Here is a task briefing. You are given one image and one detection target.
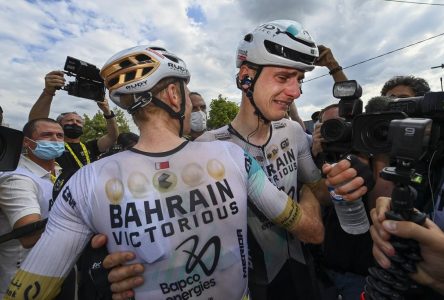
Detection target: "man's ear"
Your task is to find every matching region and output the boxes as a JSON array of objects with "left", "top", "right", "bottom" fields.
[
  {"left": 22, "top": 136, "right": 33, "bottom": 150},
  {"left": 165, "top": 82, "right": 181, "bottom": 112}
]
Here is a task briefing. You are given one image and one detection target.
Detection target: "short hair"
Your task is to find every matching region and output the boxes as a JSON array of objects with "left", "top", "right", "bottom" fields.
[
  {"left": 365, "top": 96, "right": 392, "bottom": 113},
  {"left": 380, "top": 75, "right": 430, "bottom": 97},
  {"left": 117, "top": 132, "right": 139, "bottom": 148},
  {"left": 22, "top": 118, "right": 59, "bottom": 138},
  {"left": 189, "top": 92, "right": 202, "bottom": 97},
  {"left": 56, "top": 111, "right": 83, "bottom": 124},
  {"left": 318, "top": 104, "right": 339, "bottom": 122}
]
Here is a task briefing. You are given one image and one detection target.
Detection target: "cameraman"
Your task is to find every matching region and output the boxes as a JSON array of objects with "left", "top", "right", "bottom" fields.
[
  {"left": 29, "top": 70, "right": 119, "bottom": 175},
  {"left": 29, "top": 70, "right": 119, "bottom": 300},
  {"left": 311, "top": 103, "right": 374, "bottom": 300},
  {"left": 381, "top": 75, "right": 431, "bottom": 98},
  {"left": 370, "top": 196, "right": 444, "bottom": 297}
]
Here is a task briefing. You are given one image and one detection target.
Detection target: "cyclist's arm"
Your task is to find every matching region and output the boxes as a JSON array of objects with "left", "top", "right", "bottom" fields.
[
  {"left": 4, "top": 173, "right": 93, "bottom": 300},
  {"left": 243, "top": 151, "right": 324, "bottom": 244}
]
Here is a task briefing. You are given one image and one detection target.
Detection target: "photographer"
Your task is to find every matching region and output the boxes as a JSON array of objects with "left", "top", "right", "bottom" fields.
[
  {"left": 381, "top": 75, "right": 431, "bottom": 98},
  {"left": 29, "top": 70, "right": 119, "bottom": 175},
  {"left": 370, "top": 196, "right": 444, "bottom": 297},
  {"left": 311, "top": 103, "right": 374, "bottom": 300}
]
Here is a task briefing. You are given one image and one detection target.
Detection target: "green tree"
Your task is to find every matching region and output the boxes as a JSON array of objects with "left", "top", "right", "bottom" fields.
[
  {"left": 207, "top": 94, "right": 239, "bottom": 130},
  {"left": 81, "top": 108, "right": 131, "bottom": 143}
]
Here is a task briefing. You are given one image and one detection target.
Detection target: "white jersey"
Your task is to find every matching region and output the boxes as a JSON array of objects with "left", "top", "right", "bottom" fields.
[
  {"left": 197, "top": 119, "right": 321, "bottom": 283},
  {"left": 5, "top": 141, "right": 302, "bottom": 300}
]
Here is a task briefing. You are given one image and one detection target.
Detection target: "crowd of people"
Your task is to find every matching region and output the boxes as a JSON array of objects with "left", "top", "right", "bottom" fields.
[{"left": 0, "top": 18, "right": 444, "bottom": 300}]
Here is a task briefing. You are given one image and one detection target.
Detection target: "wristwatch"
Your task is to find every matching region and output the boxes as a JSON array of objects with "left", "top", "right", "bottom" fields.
[{"left": 104, "top": 111, "right": 115, "bottom": 119}]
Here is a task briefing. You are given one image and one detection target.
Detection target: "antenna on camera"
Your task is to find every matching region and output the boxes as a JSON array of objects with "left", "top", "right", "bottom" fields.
[
  {"left": 431, "top": 63, "right": 444, "bottom": 91},
  {"left": 431, "top": 63, "right": 444, "bottom": 69}
]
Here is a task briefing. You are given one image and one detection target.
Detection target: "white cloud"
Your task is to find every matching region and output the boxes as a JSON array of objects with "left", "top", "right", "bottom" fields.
[{"left": 1, "top": 0, "right": 443, "bottom": 130}]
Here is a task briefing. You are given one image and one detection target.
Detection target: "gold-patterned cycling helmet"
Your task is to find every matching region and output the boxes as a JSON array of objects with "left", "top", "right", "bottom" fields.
[{"left": 100, "top": 46, "right": 190, "bottom": 112}]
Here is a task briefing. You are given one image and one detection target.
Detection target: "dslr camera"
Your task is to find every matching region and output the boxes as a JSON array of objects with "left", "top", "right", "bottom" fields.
[{"left": 62, "top": 56, "right": 105, "bottom": 102}]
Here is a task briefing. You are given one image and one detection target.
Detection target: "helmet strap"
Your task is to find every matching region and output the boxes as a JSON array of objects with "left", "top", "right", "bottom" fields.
[
  {"left": 238, "top": 65, "right": 270, "bottom": 124},
  {"left": 151, "top": 81, "right": 187, "bottom": 137}
]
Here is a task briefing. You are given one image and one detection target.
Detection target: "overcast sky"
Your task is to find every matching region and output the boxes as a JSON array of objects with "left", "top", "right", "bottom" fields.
[{"left": 1, "top": 0, "right": 444, "bottom": 130}]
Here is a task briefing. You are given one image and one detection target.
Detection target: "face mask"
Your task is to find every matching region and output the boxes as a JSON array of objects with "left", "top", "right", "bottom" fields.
[
  {"left": 28, "top": 139, "right": 65, "bottom": 160},
  {"left": 63, "top": 124, "right": 83, "bottom": 139},
  {"left": 190, "top": 111, "right": 207, "bottom": 132}
]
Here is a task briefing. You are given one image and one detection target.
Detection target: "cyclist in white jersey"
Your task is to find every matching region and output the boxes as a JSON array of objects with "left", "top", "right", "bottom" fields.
[
  {"left": 99, "top": 20, "right": 370, "bottom": 300},
  {"left": 195, "top": 20, "right": 368, "bottom": 300},
  {"left": 4, "top": 46, "right": 325, "bottom": 300}
]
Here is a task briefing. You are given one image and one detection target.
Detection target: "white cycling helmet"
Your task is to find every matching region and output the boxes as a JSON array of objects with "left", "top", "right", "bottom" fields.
[
  {"left": 100, "top": 45, "right": 190, "bottom": 112},
  {"left": 236, "top": 20, "right": 318, "bottom": 71}
]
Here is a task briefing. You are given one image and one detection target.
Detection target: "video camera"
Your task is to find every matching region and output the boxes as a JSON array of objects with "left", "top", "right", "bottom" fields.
[
  {"left": 62, "top": 56, "right": 105, "bottom": 102},
  {"left": 321, "top": 80, "right": 444, "bottom": 158}
]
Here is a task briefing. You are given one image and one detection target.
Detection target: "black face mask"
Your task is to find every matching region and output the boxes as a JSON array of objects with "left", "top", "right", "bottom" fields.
[{"left": 63, "top": 124, "right": 83, "bottom": 139}]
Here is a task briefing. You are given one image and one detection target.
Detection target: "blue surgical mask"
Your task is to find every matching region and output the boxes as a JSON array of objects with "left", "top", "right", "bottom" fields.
[{"left": 28, "top": 139, "right": 65, "bottom": 160}]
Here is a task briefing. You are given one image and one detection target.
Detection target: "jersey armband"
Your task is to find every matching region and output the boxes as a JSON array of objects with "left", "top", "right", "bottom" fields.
[
  {"left": 4, "top": 269, "right": 64, "bottom": 300},
  {"left": 272, "top": 197, "right": 302, "bottom": 231}
]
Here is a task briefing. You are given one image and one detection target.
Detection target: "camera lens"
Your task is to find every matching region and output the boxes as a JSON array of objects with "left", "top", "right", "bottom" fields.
[{"left": 321, "top": 118, "right": 352, "bottom": 142}]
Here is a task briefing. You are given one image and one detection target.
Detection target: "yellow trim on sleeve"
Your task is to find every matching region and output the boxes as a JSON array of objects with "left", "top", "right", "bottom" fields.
[
  {"left": 272, "top": 197, "right": 302, "bottom": 231},
  {"left": 4, "top": 269, "right": 64, "bottom": 300}
]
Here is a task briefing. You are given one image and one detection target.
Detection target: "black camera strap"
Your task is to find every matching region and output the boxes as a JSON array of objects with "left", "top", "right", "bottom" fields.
[{"left": 0, "top": 218, "right": 48, "bottom": 244}]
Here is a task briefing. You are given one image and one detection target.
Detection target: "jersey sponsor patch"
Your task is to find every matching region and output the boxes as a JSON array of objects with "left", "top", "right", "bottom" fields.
[
  {"left": 214, "top": 132, "right": 232, "bottom": 140},
  {"left": 273, "top": 122, "right": 286, "bottom": 129}
]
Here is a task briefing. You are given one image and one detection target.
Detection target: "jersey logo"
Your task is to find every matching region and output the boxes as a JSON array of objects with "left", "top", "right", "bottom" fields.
[
  {"left": 214, "top": 132, "right": 231, "bottom": 140},
  {"left": 266, "top": 145, "right": 279, "bottom": 160},
  {"left": 280, "top": 138, "right": 289, "bottom": 150},
  {"left": 176, "top": 235, "right": 221, "bottom": 276},
  {"left": 24, "top": 281, "right": 41, "bottom": 300},
  {"left": 273, "top": 122, "right": 286, "bottom": 129},
  {"left": 153, "top": 171, "right": 177, "bottom": 192}
]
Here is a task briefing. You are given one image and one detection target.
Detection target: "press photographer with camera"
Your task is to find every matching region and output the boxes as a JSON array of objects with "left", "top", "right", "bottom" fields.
[{"left": 29, "top": 69, "right": 119, "bottom": 175}]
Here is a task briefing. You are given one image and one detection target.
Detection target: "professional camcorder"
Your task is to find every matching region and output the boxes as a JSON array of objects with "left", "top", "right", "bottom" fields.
[
  {"left": 62, "top": 56, "right": 105, "bottom": 102},
  {"left": 321, "top": 80, "right": 444, "bottom": 157}
]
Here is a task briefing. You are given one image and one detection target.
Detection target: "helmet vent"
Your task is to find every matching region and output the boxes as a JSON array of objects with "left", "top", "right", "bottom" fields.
[
  {"left": 149, "top": 47, "right": 166, "bottom": 52},
  {"left": 119, "top": 60, "right": 133, "bottom": 68},
  {"left": 125, "top": 71, "right": 136, "bottom": 81},
  {"left": 244, "top": 33, "right": 253, "bottom": 42},
  {"left": 264, "top": 40, "right": 316, "bottom": 65},
  {"left": 164, "top": 54, "right": 179, "bottom": 63},
  {"left": 142, "top": 67, "right": 153, "bottom": 76},
  {"left": 108, "top": 77, "right": 119, "bottom": 88},
  {"left": 135, "top": 54, "right": 152, "bottom": 62}
]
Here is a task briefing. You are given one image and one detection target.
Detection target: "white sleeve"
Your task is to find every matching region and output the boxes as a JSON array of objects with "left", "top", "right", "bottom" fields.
[
  {"left": 0, "top": 174, "right": 41, "bottom": 227},
  {"left": 228, "top": 144, "right": 302, "bottom": 229}
]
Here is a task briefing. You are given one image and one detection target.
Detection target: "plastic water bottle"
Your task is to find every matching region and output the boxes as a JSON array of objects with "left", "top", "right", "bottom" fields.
[{"left": 328, "top": 186, "right": 370, "bottom": 235}]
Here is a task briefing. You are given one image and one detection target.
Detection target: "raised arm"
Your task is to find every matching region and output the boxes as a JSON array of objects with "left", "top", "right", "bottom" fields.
[
  {"left": 96, "top": 98, "right": 119, "bottom": 153},
  {"left": 29, "top": 70, "right": 65, "bottom": 121}
]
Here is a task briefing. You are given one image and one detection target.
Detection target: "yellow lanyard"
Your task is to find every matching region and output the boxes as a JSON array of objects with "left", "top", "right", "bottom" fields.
[
  {"left": 65, "top": 142, "right": 91, "bottom": 168},
  {"left": 50, "top": 174, "right": 57, "bottom": 183}
]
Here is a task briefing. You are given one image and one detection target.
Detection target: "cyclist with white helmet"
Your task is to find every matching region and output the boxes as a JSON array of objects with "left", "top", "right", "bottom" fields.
[
  {"left": 5, "top": 45, "right": 327, "bottom": 300},
  {"left": 101, "top": 20, "right": 370, "bottom": 300}
]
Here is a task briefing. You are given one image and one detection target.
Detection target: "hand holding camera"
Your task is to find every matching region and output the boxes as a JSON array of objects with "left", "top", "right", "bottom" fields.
[{"left": 43, "top": 70, "right": 65, "bottom": 96}]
